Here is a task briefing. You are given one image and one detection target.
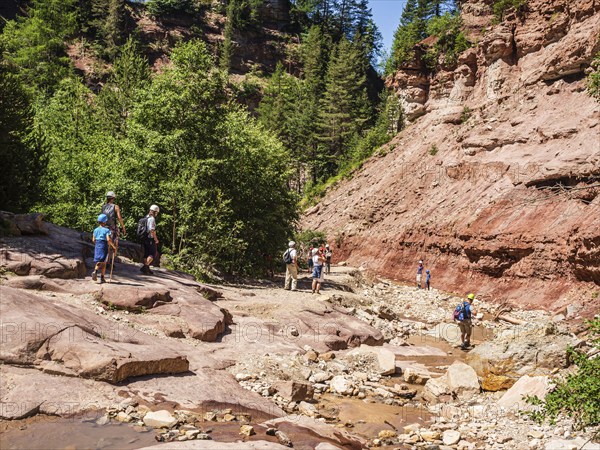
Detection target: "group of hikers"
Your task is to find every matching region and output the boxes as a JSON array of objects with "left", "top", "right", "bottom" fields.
[
  {"left": 91, "top": 191, "right": 160, "bottom": 283},
  {"left": 283, "top": 241, "right": 333, "bottom": 294},
  {"left": 416, "top": 260, "right": 432, "bottom": 290}
]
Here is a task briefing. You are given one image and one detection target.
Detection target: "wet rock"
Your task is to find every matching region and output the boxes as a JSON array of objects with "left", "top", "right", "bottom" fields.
[
  {"left": 239, "top": 424, "right": 255, "bottom": 436},
  {"left": 275, "top": 430, "right": 293, "bottom": 447},
  {"left": 143, "top": 410, "right": 178, "bottom": 428},
  {"left": 272, "top": 381, "right": 314, "bottom": 402},
  {"left": 498, "top": 375, "right": 552, "bottom": 411}
]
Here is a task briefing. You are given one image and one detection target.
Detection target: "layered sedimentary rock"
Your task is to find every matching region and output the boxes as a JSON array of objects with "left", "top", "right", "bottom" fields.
[{"left": 303, "top": 0, "right": 600, "bottom": 312}]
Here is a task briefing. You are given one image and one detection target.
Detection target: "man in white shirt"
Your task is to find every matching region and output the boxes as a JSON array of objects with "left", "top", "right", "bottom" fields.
[{"left": 283, "top": 241, "right": 298, "bottom": 291}]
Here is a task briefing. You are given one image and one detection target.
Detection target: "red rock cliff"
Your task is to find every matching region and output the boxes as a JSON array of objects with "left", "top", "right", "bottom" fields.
[{"left": 302, "top": 0, "right": 600, "bottom": 313}]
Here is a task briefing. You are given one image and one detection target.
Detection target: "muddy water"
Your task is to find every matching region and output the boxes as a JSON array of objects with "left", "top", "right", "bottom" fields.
[
  {"left": 0, "top": 417, "right": 156, "bottom": 450},
  {"left": 319, "top": 395, "right": 431, "bottom": 438}
]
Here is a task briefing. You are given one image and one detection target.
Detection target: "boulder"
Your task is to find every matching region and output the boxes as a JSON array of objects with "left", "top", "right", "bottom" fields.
[
  {"left": 298, "top": 401, "right": 318, "bottom": 418},
  {"left": 498, "top": 375, "right": 552, "bottom": 411},
  {"left": 329, "top": 375, "right": 354, "bottom": 395},
  {"left": 347, "top": 344, "right": 397, "bottom": 375},
  {"left": 143, "top": 410, "right": 178, "bottom": 428},
  {"left": 481, "top": 374, "right": 515, "bottom": 392},
  {"left": 240, "top": 425, "right": 256, "bottom": 436},
  {"left": 97, "top": 286, "right": 173, "bottom": 312},
  {"left": 443, "top": 430, "right": 461, "bottom": 446},
  {"left": 0, "top": 287, "right": 189, "bottom": 383},
  {"left": 467, "top": 327, "right": 577, "bottom": 377},
  {"left": 446, "top": 361, "right": 480, "bottom": 398},
  {"left": 272, "top": 381, "right": 314, "bottom": 402},
  {"left": 422, "top": 376, "right": 450, "bottom": 403}
]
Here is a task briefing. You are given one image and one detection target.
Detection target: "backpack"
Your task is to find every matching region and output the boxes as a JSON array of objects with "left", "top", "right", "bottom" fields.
[
  {"left": 136, "top": 216, "right": 149, "bottom": 241},
  {"left": 283, "top": 249, "right": 293, "bottom": 264},
  {"left": 101, "top": 203, "right": 116, "bottom": 227},
  {"left": 453, "top": 302, "right": 470, "bottom": 321}
]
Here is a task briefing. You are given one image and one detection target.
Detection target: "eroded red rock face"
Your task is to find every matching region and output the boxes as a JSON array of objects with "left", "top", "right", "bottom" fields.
[{"left": 303, "top": 0, "right": 600, "bottom": 313}]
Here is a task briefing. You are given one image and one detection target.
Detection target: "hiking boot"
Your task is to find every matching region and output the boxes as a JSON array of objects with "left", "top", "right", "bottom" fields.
[
  {"left": 141, "top": 265, "right": 153, "bottom": 275},
  {"left": 91, "top": 271, "right": 97, "bottom": 281},
  {"left": 100, "top": 276, "right": 106, "bottom": 284}
]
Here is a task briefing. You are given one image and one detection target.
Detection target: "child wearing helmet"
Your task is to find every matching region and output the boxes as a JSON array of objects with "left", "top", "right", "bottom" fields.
[{"left": 92, "top": 213, "right": 117, "bottom": 283}]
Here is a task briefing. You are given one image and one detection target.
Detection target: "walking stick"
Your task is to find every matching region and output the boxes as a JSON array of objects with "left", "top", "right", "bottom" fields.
[{"left": 109, "top": 248, "right": 116, "bottom": 283}]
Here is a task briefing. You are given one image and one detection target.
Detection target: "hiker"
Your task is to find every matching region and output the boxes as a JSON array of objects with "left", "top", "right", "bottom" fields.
[
  {"left": 453, "top": 293, "right": 475, "bottom": 350},
  {"left": 311, "top": 248, "right": 326, "bottom": 294},
  {"left": 416, "top": 260, "right": 424, "bottom": 289},
  {"left": 101, "top": 191, "right": 126, "bottom": 254},
  {"left": 140, "top": 204, "right": 160, "bottom": 275},
  {"left": 92, "top": 214, "right": 117, "bottom": 283},
  {"left": 425, "top": 269, "right": 431, "bottom": 290},
  {"left": 283, "top": 241, "right": 298, "bottom": 291},
  {"left": 307, "top": 246, "right": 314, "bottom": 274},
  {"left": 325, "top": 244, "right": 333, "bottom": 275}
]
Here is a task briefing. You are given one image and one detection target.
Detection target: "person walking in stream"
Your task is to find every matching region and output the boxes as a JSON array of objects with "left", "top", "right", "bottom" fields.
[
  {"left": 92, "top": 214, "right": 117, "bottom": 283},
  {"left": 453, "top": 293, "right": 475, "bottom": 350},
  {"left": 283, "top": 241, "right": 298, "bottom": 291}
]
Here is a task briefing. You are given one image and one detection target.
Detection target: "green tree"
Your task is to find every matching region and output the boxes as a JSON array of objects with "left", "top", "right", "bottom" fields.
[
  {"left": 0, "top": 49, "right": 45, "bottom": 212},
  {"left": 89, "top": 0, "right": 128, "bottom": 59},
  {"left": 0, "top": 0, "right": 77, "bottom": 94},
  {"left": 317, "top": 37, "right": 370, "bottom": 178},
  {"left": 147, "top": 0, "right": 195, "bottom": 16}
]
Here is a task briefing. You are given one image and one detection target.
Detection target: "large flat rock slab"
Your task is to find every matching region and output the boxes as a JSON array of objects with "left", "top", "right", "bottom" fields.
[
  {"left": 138, "top": 441, "right": 292, "bottom": 449},
  {"left": 0, "top": 286, "right": 189, "bottom": 383}
]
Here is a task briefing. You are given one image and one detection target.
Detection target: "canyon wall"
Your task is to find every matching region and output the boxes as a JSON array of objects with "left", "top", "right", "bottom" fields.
[{"left": 303, "top": 0, "right": 600, "bottom": 313}]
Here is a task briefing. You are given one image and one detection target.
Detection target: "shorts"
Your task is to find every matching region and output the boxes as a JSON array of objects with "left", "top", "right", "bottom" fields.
[
  {"left": 143, "top": 238, "right": 157, "bottom": 259},
  {"left": 94, "top": 241, "right": 109, "bottom": 263},
  {"left": 458, "top": 320, "right": 473, "bottom": 335},
  {"left": 416, "top": 274, "right": 422, "bottom": 283},
  {"left": 109, "top": 225, "right": 119, "bottom": 243},
  {"left": 312, "top": 265, "right": 323, "bottom": 280}
]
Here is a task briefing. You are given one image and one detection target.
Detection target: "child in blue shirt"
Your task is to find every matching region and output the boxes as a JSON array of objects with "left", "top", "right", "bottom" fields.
[
  {"left": 425, "top": 269, "right": 431, "bottom": 290},
  {"left": 92, "top": 213, "right": 116, "bottom": 283}
]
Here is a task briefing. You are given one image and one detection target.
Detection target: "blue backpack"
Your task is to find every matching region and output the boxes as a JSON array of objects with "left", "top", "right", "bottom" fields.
[{"left": 453, "top": 302, "right": 470, "bottom": 321}]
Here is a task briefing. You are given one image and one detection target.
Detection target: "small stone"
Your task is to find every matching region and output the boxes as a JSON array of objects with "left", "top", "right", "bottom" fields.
[
  {"left": 115, "top": 412, "right": 132, "bottom": 423},
  {"left": 420, "top": 430, "right": 441, "bottom": 441},
  {"left": 235, "top": 373, "right": 253, "bottom": 381},
  {"left": 223, "top": 413, "right": 236, "bottom": 422},
  {"left": 143, "top": 410, "right": 177, "bottom": 429},
  {"left": 96, "top": 415, "right": 110, "bottom": 426},
  {"left": 330, "top": 375, "right": 354, "bottom": 395},
  {"left": 304, "top": 350, "right": 319, "bottom": 362},
  {"left": 266, "top": 428, "right": 277, "bottom": 436},
  {"left": 203, "top": 411, "right": 217, "bottom": 421},
  {"left": 298, "top": 401, "right": 319, "bottom": 417},
  {"left": 275, "top": 430, "right": 293, "bottom": 447},
  {"left": 239, "top": 425, "right": 255, "bottom": 436},
  {"left": 403, "top": 423, "right": 420, "bottom": 434},
  {"left": 320, "top": 352, "right": 336, "bottom": 361},
  {"left": 378, "top": 429, "right": 397, "bottom": 439},
  {"left": 528, "top": 430, "right": 544, "bottom": 439},
  {"left": 185, "top": 430, "right": 201, "bottom": 439}
]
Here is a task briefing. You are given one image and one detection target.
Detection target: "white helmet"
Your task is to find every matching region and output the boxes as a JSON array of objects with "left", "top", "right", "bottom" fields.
[
  {"left": 106, "top": 191, "right": 116, "bottom": 198},
  {"left": 150, "top": 204, "right": 160, "bottom": 213},
  {"left": 288, "top": 241, "right": 295, "bottom": 247},
  {"left": 325, "top": 244, "right": 330, "bottom": 248}
]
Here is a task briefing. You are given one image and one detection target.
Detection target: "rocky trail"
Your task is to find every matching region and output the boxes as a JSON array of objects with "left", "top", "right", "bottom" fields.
[{"left": 1, "top": 213, "right": 599, "bottom": 450}]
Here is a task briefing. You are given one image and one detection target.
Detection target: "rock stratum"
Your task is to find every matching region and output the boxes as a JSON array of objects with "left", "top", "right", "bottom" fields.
[{"left": 303, "top": 0, "right": 600, "bottom": 313}]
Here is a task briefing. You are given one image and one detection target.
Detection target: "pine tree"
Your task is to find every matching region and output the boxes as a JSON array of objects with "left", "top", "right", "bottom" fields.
[
  {"left": 90, "top": 0, "right": 127, "bottom": 59},
  {"left": 317, "top": 37, "right": 369, "bottom": 179}
]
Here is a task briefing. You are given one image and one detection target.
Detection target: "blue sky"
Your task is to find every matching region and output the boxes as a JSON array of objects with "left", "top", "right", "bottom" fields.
[{"left": 369, "top": 0, "right": 407, "bottom": 55}]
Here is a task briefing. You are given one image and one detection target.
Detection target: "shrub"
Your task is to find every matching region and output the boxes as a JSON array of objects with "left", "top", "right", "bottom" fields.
[
  {"left": 429, "top": 144, "right": 438, "bottom": 156},
  {"left": 493, "top": 0, "right": 527, "bottom": 22},
  {"left": 423, "top": 12, "right": 471, "bottom": 70},
  {"left": 461, "top": 106, "right": 472, "bottom": 123},
  {"left": 146, "top": 0, "right": 195, "bottom": 16},
  {"left": 588, "top": 52, "right": 600, "bottom": 101},
  {"left": 526, "top": 318, "right": 600, "bottom": 431}
]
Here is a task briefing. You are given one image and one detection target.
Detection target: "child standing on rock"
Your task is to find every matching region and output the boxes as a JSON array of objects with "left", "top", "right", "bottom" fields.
[{"left": 92, "top": 214, "right": 117, "bottom": 283}]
